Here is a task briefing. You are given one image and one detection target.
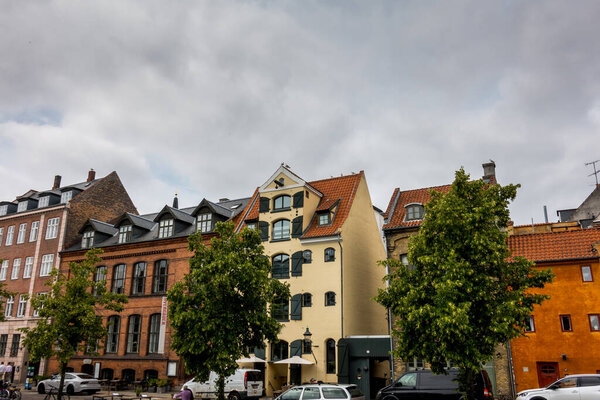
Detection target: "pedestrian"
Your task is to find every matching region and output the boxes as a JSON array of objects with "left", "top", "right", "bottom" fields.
[
  {"left": 173, "top": 385, "right": 193, "bottom": 400},
  {"left": 0, "top": 362, "right": 5, "bottom": 383},
  {"left": 5, "top": 363, "right": 12, "bottom": 383}
]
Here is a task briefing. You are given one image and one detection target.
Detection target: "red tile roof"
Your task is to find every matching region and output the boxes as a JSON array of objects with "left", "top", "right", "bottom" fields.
[
  {"left": 382, "top": 184, "right": 452, "bottom": 230},
  {"left": 508, "top": 227, "right": 600, "bottom": 263}
]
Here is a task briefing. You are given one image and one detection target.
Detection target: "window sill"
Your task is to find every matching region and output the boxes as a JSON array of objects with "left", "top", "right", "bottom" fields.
[
  {"left": 271, "top": 208, "right": 291, "bottom": 213},
  {"left": 270, "top": 238, "right": 291, "bottom": 243}
]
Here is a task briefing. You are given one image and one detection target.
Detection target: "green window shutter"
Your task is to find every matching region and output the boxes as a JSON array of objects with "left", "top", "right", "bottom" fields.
[
  {"left": 290, "top": 294, "right": 302, "bottom": 320},
  {"left": 291, "top": 216, "right": 303, "bottom": 238},
  {"left": 259, "top": 197, "right": 270, "bottom": 213},
  {"left": 291, "top": 251, "right": 303, "bottom": 277},
  {"left": 293, "top": 191, "right": 304, "bottom": 208},
  {"left": 337, "top": 341, "right": 350, "bottom": 383},
  {"left": 290, "top": 339, "right": 302, "bottom": 357},
  {"left": 259, "top": 221, "right": 269, "bottom": 241}
]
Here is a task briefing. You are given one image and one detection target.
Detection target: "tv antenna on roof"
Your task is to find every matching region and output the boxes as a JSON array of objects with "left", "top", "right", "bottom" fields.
[{"left": 585, "top": 159, "right": 600, "bottom": 187}]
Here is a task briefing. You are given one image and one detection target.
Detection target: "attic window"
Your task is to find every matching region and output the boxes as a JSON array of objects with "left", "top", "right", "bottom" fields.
[
  {"left": 318, "top": 213, "right": 331, "bottom": 226},
  {"left": 0, "top": 205, "right": 7, "bottom": 216},
  {"left": 118, "top": 225, "right": 132, "bottom": 244},
  {"left": 38, "top": 196, "right": 49, "bottom": 208},
  {"left": 158, "top": 218, "right": 174, "bottom": 238},
  {"left": 82, "top": 230, "right": 94, "bottom": 249},
  {"left": 17, "top": 201, "right": 27, "bottom": 212},
  {"left": 231, "top": 203, "right": 241, "bottom": 209},
  {"left": 61, "top": 191, "right": 73, "bottom": 203},
  {"left": 197, "top": 213, "right": 212, "bottom": 233},
  {"left": 405, "top": 204, "right": 424, "bottom": 221}
]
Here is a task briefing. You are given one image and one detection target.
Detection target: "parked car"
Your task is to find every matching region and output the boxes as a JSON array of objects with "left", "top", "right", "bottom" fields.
[
  {"left": 275, "top": 384, "right": 365, "bottom": 400},
  {"left": 184, "top": 369, "right": 263, "bottom": 400},
  {"left": 37, "top": 372, "right": 101, "bottom": 395},
  {"left": 375, "top": 369, "right": 494, "bottom": 400},
  {"left": 516, "top": 374, "right": 600, "bottom": 400}
]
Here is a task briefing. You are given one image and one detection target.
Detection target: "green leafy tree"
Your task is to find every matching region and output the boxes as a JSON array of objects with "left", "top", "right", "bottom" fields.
[
  {"left": 20, "top": 249, "right": 127, "bottom": 400},
  {"left": 376, "top": 168, "right": 554, "bottom": 400},
  {"left": 168, "top": 222, "right": 290, "bottom": 400}
]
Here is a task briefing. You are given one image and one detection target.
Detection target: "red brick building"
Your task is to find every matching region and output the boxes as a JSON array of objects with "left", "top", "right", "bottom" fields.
[
  {"left": 52, "top": 197, "right": 250, "bottom": 385},
  {"left": 0, "top": 170, "right": 137, "bottom": 382}
]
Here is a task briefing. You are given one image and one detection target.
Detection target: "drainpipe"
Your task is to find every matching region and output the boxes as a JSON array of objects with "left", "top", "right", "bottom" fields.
[
  {"left": 507, "top": 340, "right": 517, "bottom": 398},
  {"left": 337, "top": 235, "right": 344, "bottom": 339}
]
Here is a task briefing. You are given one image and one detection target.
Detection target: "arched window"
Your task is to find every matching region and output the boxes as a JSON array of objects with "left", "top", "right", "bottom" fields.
[
  {"left": 131, "top": 262, "right": 147, "bottom": 295},
  {"left": 126, "top": 314, "right": 142, "bottom": 353},
  {"left": 148, "top": 313, "right": 161, "bottom": 354},
  {"left": 101, "top": 368, "right": 114, "bottom": 380},
  {"left": 271, "top": 340, "right": 288, "bottom": 362},
  {"left": 272, "top": 296, "right": 289, "bottom": 321},
  {"left": 324, "top": 248, "right": 335, "bottom": 262},
  {"left": 405, "top": 204, "right": 425, "bottom": 221},
  {"left": 272, "top": 254, "right": 290, "bottom": 279},
  {"left": 122, "top": 369, "right": 135, "bottom": 383},
  {"left": 93, "top": 266, "right": 107, "bottom": 295},
  {"left": 326, "top": 339, "right": 336, "bottom": 374},
  {"left": 106, "top": 316, "right": 120, "bottom": 353},
  {"left": 153, "top": 260, "right": 168, "bottom": 293},
  {"left": 325, "top": 291, "right": 336, "bottom": 306},
  {"left": 272, "top": 220, "right": 290, "bottom": 240},
  {"left": 143, "top": 369, "right": 158, "bottom": 382},
  {"left": 302, "top": 293, "right": 312, "bottom": 307},
  {"left": 112, "top": 264, "right": 126, "bottom": 294},
  {"left": 273, "top": 195, "right": 291, "bottom": 210}
]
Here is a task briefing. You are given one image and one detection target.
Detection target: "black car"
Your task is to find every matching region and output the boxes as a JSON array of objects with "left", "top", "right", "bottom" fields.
[{"left": 375, "top": 369, "right": 494, "bottom": 400}]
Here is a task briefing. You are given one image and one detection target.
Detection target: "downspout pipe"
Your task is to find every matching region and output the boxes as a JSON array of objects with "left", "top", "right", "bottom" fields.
[{"left": 337, "top": 235, "right": 344, "bottom": 339}]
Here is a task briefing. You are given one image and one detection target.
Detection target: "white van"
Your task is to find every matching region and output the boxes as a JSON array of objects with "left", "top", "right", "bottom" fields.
[{"left": 185, "top": 369, "right": 263, "bottom": 400}]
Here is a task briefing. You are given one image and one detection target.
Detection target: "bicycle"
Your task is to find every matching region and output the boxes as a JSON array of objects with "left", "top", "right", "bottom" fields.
[
  {"left": 0, "top": 382, "right": 21, "bottom": 400},
  {"left": 43, "top": 388, "right": 70, "bottom": 400}
]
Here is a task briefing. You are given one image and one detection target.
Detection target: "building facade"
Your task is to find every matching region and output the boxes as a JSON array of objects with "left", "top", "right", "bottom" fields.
[
  {"left": 234, "top": 165, "right": 390, "bottom": 399},
  {"left": 0, "top": 170, "right": 137, "bottom": 382},
  {"left": 508, "top": 226, "right": 600, "bottom": 391}
]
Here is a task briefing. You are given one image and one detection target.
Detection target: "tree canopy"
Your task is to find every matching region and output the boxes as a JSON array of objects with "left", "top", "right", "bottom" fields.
[
  {"left": 168, "top": 222, "right": 289, "bottom": 400},
  {"left": 376, "top": 168, "right": 554, "bottom": 400},
  {"left": 20, "top": 248, "right": 127, "bottom": 400}
]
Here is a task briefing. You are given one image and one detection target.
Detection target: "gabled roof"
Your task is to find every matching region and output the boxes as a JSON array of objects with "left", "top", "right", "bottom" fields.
[
  {"left": 153, "top": 205, "right": 196, "bottom": 225},
  {"left": 383, "top": 184, "right": 452, "bottom": 230},
  {"left": 259, "top": 164, "right": 322, "bottom": 196},
  {"left": 79, "top": 219, "right": 118, "bottom": 236},
  {"left": 192, "top": 198, "right": 234, "bottom": 219},
  {"left": 114, "top": 212, "right": 156, "bottom": 231},
  {"left": 508, "top": 227, "right": 600, "bottom": 263}
]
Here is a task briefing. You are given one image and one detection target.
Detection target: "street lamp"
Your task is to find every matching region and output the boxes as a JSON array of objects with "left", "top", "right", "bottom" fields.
[{"left": 304, "top": 328, "right": 317, "bottom": 364}]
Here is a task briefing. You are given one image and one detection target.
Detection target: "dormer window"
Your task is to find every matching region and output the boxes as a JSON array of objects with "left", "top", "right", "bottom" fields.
[
  {"left": 197, "top": 213, "right": 212, "bottom": 233},
  {"left": 273, "top": 195, "right": 291, "bottom": 210},
  {"left": 61, "top": 191, "right": 72, "bottom": 203},
  {"left": 38, "top": 196, "right": 49, "bottom": 208},
  {"left": 118, "top": 225, "right": 132, "bottom": 244},
  {"left": 158, "top": 218, "right": 174, "bottom": 238},
  {"left": 0, "top": 205, "right": 7, "bottom": 216},
  {"left": 405, "top": 204, "right": 425, "bottom": 221},
  {"left": 82, "top": 231, "right": 94, "bottom": 248},
  {"left": 318, "top": 213, "right": 331, "bottom": 226},
  {"left": 17, "top": 201, "right": 28, "bottom": 212}
]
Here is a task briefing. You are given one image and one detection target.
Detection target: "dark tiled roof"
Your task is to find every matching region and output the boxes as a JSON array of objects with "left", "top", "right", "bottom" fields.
[
  {"left": 508, "top": 227, "right": 600, "bottom": 263},
  {"left": 383, "top": 184, "right": 452, "bottom": 230},
  {"left": 154, "top": 205, "right": 196, "bottom": 225},
  {"left": 116, "top": 212, "right": 156, "bottom": 231},
  {"left": 80, "top": 219, "right": 118, "bottom": 236}
]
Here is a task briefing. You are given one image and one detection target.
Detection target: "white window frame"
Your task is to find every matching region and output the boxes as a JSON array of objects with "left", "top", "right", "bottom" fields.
[
  {"left": 23, "top": 257, "right": 33, "bottom": 279},
  {"left": 5, "top": 226, "right": 14, "bottom": 246},
  {"left": 158, "top": 218, "right": 174, "bottom": 238},
  {"left": 0, "top": 205, "right": 7, "bottom": 216},
  {"left": 82, "top": 231, "right": 94, "bottom": 248},
  {"left": 118, "top": 224, "right": 132, "bottom": 244},
  {"left": 16, "top": 223, "right": 27, "bottom": 244},
  {"left": 11, "top": 259, "right": 21, "bottom": 280},
  {"left": 45, "top": 218, "right": 60, "bottom": 239},
  {"left": 0, "top": 261, "right": 8, "bottom": 281},
  {"left": 29, "top": 221, "right": 39, "bottom": 242},
  {"left": 39, "top": 254, "right": 54, "bottom": 277},
  {"left": 38, "top": 196, "right": 49, "bottom": 208},
  {"left": 17, "top": 201, "right": 27, "bottom": 212},
  {"left": 4, "top": 297, "right": 14, "bottom": 318},
  {"left": 16, "top": 296, "right": 26, "bottom": 317},
  {"left": 197, "top": 213, "right": 212, "bottom": 233},
  {"left": 32, "top": 293, "right": 47, "bottom": 317},
  {"left": 60, "top": 191, "right": 72, "bottom": 203},
  {"left": 582, "top": 265, "right": 593, "bottom": 282},
  {"left": 0, "top": 227, "right": 3, "bottom": 246}
]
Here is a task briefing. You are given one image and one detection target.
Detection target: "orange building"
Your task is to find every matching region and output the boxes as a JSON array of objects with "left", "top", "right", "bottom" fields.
[{"left": 508, "top": 227, "right": 600, "bottom": 391}]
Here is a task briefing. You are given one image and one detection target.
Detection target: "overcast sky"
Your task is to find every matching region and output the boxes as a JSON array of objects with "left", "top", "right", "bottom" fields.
[{"left": 1, "top": 1, "right": 599, "bottom": 225}]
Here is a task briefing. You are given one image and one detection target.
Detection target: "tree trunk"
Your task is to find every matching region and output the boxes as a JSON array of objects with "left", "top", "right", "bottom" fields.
[
  {"left": 57, "top": 361, "right": 67, "bottom": 400},
  {"left": 216, "top": 375, "right": 226, "bottom": 400},
  {"left": 462, "top": 368, "right": 476, "bottom": 400}
]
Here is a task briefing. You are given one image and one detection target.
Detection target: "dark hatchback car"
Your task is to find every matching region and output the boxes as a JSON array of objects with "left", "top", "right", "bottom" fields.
[{"left": 375, "top": 369, "right": 494, "bottom": 400}]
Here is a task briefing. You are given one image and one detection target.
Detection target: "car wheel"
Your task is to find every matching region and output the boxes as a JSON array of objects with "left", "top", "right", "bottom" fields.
[
  {"left": 66, "top": 385, "right": 75, "bottom": 395},
  {"left": 228, "top": 392, "right": 241, "bottom": 400},
  {"left": 38, "top": 384, "right": 46, "bottom": 394}
]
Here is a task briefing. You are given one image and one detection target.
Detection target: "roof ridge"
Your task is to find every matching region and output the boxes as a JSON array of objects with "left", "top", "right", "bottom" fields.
[
  {"left": 308, "top": 172, "right": 362, "bottom": 185},
  {"left": 509, "top": 227, "right": 600, "bottom": 239}
]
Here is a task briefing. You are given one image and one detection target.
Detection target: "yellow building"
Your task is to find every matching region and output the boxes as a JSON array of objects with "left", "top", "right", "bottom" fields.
[{"left": 234, "top": 165, "right": 390, "bottom": 399}]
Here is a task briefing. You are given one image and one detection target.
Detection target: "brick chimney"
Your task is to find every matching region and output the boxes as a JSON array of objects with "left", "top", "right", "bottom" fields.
[
  {"left": 87, "top": 169, "right": 96, "bottom": 183},
  {"left": 52, "top": 175, "right": 62, "bottom": 190},
  {"left": 482, "top": 161, "right": 496, "bottom": 183}
]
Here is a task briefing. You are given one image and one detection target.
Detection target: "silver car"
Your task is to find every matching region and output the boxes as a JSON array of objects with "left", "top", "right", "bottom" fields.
[
  {"left": 516, "top": 374, "right": 600, "bottom": 400},
  {"left": 37, "top": 372, "right": 101, "bottom": 395},
  {"left": 276, "top": 384, "right": 365, "bottom": 400}
]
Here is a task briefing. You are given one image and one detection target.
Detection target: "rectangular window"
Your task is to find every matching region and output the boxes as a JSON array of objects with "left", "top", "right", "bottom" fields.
[
  {"left": 32, "top": 293, "right": 47, "bottom": 317},
  {"left": 0, "top": 335, "right": 7, "bottom": 356},
  {"left": 17, "top": 296, "right": 26, "bottom": 317},
  {"left": 17, "top": 201, "right": 27, "bottom": 212},
  {"left": 23, "top": 257, "right": 33, "bottom": 279},
  {"left": 197, "top": 214, "right": 212, "bottom": 233},
  {"left": 126, "top": 315, "right": 142, "bottom": 353},
  {"left": 0, "top": 205, "right": 7, "bottom": 216},
  {"left": 5, "top": 226, "right": 14, "bottom": 246},
  {"left": 590, "top": 314, "right": 600, "bottom": 331},
  {"left": 560, "top": 315, "right": 572, "bottom": 332},
  {"left": 407, "top": 358, "right": 425, "bottom": 371},
  {"left": 45, "top": 217, "right": 60, "bottom": 239},
  {"left": 118, "top": 225, "right": 132, "bottom": 244},
  {"left": 93, "top": 266, "right": 107, "bottom": 295},
  {"left": 524, "top": 316, "right": 535, "bottom": 332},
  {"left": 0, "top": 261, "right": 8, "bottom": 281},
  {"left": 10, "top": 334, "right": 20, "bottom": 357},
  {"left": 148, "top": 314, "right": 161, "bottom": 353},
  {"left": 0, "top": 227, "right": 3, "bottom": 245},
  {"left": 158, "top": 219, "right": 173, "bottom": 238},
  {"left": 318, "top": 213, "right": 330, "bottom": 226},
  {"left": 153, "top": 260, "right": 168, "bottom": 293},
  {"left": 11, "top": 259, "right": 21, "bottom": 280},
  {"left": 112, "top": 264, "right": 126, "bottom": 294},
  {"left": 60, "top": 191, "right": 72, "bottom": 203},
  {"left": 106, "top": 316, "right": 120, "bottom": 353},
  {"left": 29, "top": 221, "right": 39, "bottom": 242},
  {"left": 82, "top": 231, "right": 94, "bottom": 248},
  {"left": 38, "top": 196, "right": 49, "bottom": 208},
  {"left": 39, "top": 254, "right": 54, "bottom": 276},
  {"left": 131, "top": 262, "right": 146, "bottom": 295},
  {"left": 5, "top": 297, "right": 14, "bottom": 318},
  {"left": 16, "top": 223, "right": 27, "bottom": 244},
  {"left": 582, "top": 266, "right": 593, "bottom": 282}
]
